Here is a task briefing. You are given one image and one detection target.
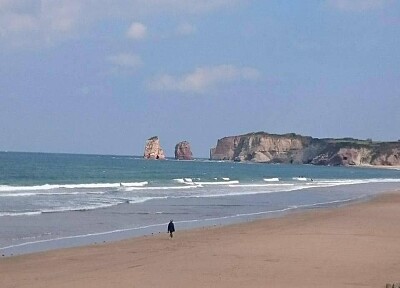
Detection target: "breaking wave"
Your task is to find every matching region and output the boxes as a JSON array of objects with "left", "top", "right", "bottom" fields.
[
  {"left": 0, "top": 182, "right": 148, "bottom": 193},
  {"left": 263, "top": 178, "right": 280, "bottom": 182}
]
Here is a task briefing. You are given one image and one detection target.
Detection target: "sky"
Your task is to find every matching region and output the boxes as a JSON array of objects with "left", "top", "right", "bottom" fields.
[{"left": 0, "top": 0, "right": 399, "bottom": 157}]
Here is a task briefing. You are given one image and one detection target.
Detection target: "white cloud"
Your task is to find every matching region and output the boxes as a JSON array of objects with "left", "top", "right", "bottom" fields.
[
  {"left": 126, "top": 22, "right": 147, "bottom": 40},
  {"left": 0, "top": 0, "right": 84, "bottom": 46},
  {"left": 0, "top": 0, "right": 244, "bottom": 47},
  {"left": 43, "top": 1, "right": 82, "bottom": 33},
  {"left": 327, "top": 0, "right": 389, "bottom": 11},
  {"left": 107, "top": 53, "right": 143, "bottom": 69},
  {"left": 176, "top": 23, "right": 196, "bottom": 36},
  {"left": 149, "top": 65, "right": 260, "bottom": 93}
]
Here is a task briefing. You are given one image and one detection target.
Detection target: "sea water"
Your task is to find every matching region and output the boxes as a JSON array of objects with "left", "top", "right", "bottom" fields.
[{"left": 0, "top": 152, "right": 399, "bottom": 256}]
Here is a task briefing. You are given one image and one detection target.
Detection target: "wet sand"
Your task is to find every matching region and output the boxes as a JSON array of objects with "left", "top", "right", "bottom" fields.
[{"left": 1, "top": 191, "right": 400, "bottom": 288}]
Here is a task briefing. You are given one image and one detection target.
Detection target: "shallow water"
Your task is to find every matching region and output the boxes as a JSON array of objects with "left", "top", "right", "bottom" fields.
[{"left": 0, "top": 152, "right": 399, "bottom": 256}]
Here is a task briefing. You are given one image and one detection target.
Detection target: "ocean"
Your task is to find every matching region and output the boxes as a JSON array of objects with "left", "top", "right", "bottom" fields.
[{"left": 1, "top": 151, "right": 399, "bottom": 256}]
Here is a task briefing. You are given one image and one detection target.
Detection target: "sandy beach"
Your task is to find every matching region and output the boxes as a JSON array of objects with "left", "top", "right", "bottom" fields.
[{"left": 1, "top": 191, "right": 400, "bottom": 288}]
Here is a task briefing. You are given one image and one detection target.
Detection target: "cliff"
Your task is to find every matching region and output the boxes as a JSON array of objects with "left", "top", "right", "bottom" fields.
[
  {"left": 210, "top": 132, "right": 400, "bottom": 166},
  {"left": 175, "top": 141, "right": 193, "bottom": 160},
  {"left": 144, "top": 136, "right": 165, "bottom": 160}
]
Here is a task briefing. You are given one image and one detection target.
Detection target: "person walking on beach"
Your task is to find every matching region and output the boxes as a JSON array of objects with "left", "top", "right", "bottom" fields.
[{"left": 168, "top": 220, "right": 175, "bottom": 238}]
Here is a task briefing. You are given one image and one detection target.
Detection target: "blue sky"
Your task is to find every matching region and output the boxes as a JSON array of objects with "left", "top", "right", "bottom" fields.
[{"left": 0, "top": 0, "right": 399, "bottom": 157}]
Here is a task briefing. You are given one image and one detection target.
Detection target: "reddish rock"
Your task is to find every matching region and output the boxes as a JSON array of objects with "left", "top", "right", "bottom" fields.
[
  {"left": 175, "top": 141, "right": 193, "bottom": 160},
  {"left": 144, "top": 136, "right": 165, "bottom": 160}
]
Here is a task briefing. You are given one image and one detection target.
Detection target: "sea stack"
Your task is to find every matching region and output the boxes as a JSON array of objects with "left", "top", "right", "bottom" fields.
[
  {"left": 144, "top": 136, "right": 165, "bottom": 160},
  {"left": 175, "top": 141, "right": 193, "bottom": 160}
]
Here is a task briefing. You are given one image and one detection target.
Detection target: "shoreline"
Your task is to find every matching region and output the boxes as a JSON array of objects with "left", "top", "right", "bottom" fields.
[
  {"left": 1, "top": 190, "right": 400, "bottom": 287},
  {"left": 0, "top": 189, "right": 377, "bottom": 257},
  {"left": 358, "top": 164, "right": 400, "bottom": 170}
]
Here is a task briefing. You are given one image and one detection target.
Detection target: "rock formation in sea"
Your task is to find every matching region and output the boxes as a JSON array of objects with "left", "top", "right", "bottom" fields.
[
  {"left": 175, "top": 141, "right": 193, "bottom": 160},
  {"left": 210, "top": 132, "right": 400, "bottom": 166},
  {"left": 144, "top": 136, "right": 165, "bottom": 160}
]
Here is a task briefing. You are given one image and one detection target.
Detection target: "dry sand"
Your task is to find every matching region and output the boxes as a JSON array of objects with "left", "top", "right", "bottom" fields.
[{"left": 1, "top": 191, "right": 400, "bottom": 288}]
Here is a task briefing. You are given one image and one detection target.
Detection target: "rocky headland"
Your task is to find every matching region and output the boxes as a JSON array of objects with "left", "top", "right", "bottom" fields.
[
  {"left": 175, "top": 141, "right": 193, "bottom": 160},
  {"left": 210, "top": 132, "right": 400, "bottom": 166},
  {"left": 143, "top": 136, "right": 165, "bottom": 160}
]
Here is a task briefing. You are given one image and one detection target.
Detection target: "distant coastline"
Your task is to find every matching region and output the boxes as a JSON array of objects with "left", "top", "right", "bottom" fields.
[
  {"left": 210, "top": 131, "right": 400, "bottom": 167},
  {"left": 2, "top": 131, "right": 400, "bottom": 167}
]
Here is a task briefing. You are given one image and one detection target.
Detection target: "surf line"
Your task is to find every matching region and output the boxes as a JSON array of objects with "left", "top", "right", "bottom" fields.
[{"left": 0, "top": 195, "right": 367, "bottom": 253}]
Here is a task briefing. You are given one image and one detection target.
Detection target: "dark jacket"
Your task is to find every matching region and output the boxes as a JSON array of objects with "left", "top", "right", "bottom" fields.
[{"left": 168, "top": 222, "right": 175, "bottom": 233}]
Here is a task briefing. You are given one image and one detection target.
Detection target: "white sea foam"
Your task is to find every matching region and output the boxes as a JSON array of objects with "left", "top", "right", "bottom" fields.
[
  {"left": 0, "top": 202, "right": 121, "bottom": 217},
  {"left": 263, "top": 177, "right": 279, "bottom": 182},
  {"left": 0, "top": 192, "right": 39, "bottom": 197},
  {"left": 0, "top": 182, "right": 148, "bottom": 192},
  {"left": 188, "top": 185, "right": 309, "bottom": 198},
  {"left": 41, "top": 202, "right": 120, "bottom": 214},
  {"left": 309, "top": 178, "right": 400, "bottom": 188},
  {"left": 0, "top": 191, "right": 108, "bottom": 197},
  {"left": 0, "top": 184, "right": 58, "bottom": 192},
  {"left": 173, "top": 178, "right": 185, "bottom": 184},
  {"left": 4, "top": 190, "right": 108, "bottom": 197},
  {"left": 173, "top": 178, "right": 195, "bottom": 185},
  {"left": 119, "top": 182, "right": 148, "bottom": 187},
  {"left": 228, "top": 183, "right": 294, "bottom": 188},
  {"left": 190, "top": 178, "right": 400, "bottom": 198},
  {"left": 193, "top": 180, "right": 239, "bottom": 185},
  {"left": 292, "top": 177, "right": 308, "bottom": 181},
  {"left": 124, "top": 185, "right": 200, "bottom": 191},
  {"left": 0, "top": 211, "right": 42, "bottom": 217},
  {"left": 222, "top": 177, "right": 230, "bottom": 181},
  {"left": 1, "top": 178, "right": 399, "bottom": 218}
]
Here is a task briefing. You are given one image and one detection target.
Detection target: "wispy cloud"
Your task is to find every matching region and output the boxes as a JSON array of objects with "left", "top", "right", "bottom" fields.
[
  {"left": 126, "top": 22, "right": 147, "bottom": 40},
  {"left": 149, "top": 65, "right": 260, "bottom": 93},
  {"left": 327, "top": 0, "right": 389, "bottom": 11}
]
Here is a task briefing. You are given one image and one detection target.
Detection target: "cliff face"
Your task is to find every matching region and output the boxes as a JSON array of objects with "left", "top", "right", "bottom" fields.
[
  {"left": 371, "top": 147, "right": 400, "bottom": 166},
  {"left": 310, "top": 147, "right": 372, "bottom": 166},
  {"left": 175, "top": 141, "right": 193, "bottom": 160},
  {"left": 210, "top": 132, "right": 316, "bottom": 164},
  {"left": 310, "top": 143, "right": 400, "bottom": 166},
  {"left": 210, "top": 132, "right": 400, "bottom": 166},
  {"left": 144, "top": 136, "right": 165, "bottom": 160}
]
